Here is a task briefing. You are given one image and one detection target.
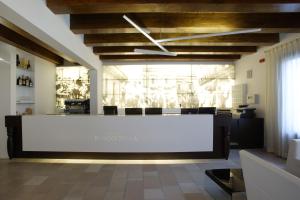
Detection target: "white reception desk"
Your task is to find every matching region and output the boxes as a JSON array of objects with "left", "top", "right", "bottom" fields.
[{"left": 22, "top": 115, "right": 213, "bottom": 153}]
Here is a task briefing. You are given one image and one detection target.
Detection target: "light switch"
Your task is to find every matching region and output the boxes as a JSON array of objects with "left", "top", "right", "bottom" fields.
[{"left": 247, "top": 94, "right": 259, "bottom": 104}]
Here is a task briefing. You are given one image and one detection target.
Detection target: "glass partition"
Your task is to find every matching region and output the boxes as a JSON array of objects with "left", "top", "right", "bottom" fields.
[
  {"left": 56, "top": 67, "right": 90, "bottom": 109},
  {"left": 103, "top": 64, "right": 234, "bottom": 108}
]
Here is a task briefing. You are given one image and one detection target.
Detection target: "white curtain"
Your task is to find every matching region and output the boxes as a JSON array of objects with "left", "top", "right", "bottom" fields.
[{"left": 265, "top": 38, "right": 300, "bottom": 157}]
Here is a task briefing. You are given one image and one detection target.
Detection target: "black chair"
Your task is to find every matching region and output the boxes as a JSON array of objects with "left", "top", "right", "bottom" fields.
[
  {"left": 103, "top": 106, "right": 118, "bottom": 115},
  {"left": 145, "top": 108, "right": 162, "bottom": 115},
  {"left": 125, "top": 108, "right": 143, "bottom": 115},
  {"left": 181, "top": 108, "right": 198, "bottom": 114},
  {"left": 198, "top": 107, "right": 216, "bottom": 115}
]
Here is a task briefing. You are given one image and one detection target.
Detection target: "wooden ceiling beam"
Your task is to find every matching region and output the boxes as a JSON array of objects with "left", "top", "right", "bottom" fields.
[
  {"left": 47, "top": 0, "right": 300, "bottom": 14},
  {"left": 84, "top": 33, "right": 279, "bottom": 46},
  {"left": 74, "top": 28, "right": 300, "bottom": 35},
  {"left": 0, "top": 23, "right": 64, "bottom": 65},
  {"left": 99, "top": 54, "right": 241, "bottom": 61},
  {"left": 70, "top": 13, "right": 300, "bottom": 34},
  {"left": 94, "top": 46, "right": 257, "bottom": 55}
]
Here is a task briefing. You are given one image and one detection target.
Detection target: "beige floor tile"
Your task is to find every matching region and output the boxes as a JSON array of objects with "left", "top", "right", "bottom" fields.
[
  {"left": 184, "top": 193, "right": 210, "bottom": 200},
  {"left": 179, "top": 182, "right": 201, "bottom": 193},
  {"left": 112, "top": 168, "right": 128, "bottom": 179},
  {"left": 0, "top": 150, "right": 285, "bottom": 200},
  {"left": 83, "top": 186, "right": 107, "bottom": 200},
  {"left": 144, "top": 171, "right": 159, "bottom": 177},
  {"left": 144, "top": 176, "right": 162, "bottom": 189},
  {"left": 127, "top": 165, "right": 143, "bottom": 181},
  {"left": 163, "top": 185, "right": 185, "bottom": 200},
  {"left": 64, "top": 183, "right": 90, "bottom": 199},
  {"left": 124, "top": 180, "right": 144, "bottom": 200},
  {"left": 104, "top": 191, "right": 124, "bottom": 200},
  {"left": 144, "top": 188, "right": 165, "bottom": 199},
  {"left": 108, "top": 177, "right": 127, "bottom": 192},
  {"left": 24, "top": 176, "right": 48, "bottom": 186},
  {"left": 159, "top": 171, "right": 178, "bottom": 186},
  {"left": 85, "top": 164, "right": 102, "bottom": 173},
  {"left": 63, "top": 197, "right": 83, "bottom": 200},
  {"left": 143, "top": 164, "right": 157, "bottom": 172}
]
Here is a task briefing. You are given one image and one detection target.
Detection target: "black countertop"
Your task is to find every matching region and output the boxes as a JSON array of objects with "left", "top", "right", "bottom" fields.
[{"left": 205, "top": 168, "right": 245, "bottom": 195}]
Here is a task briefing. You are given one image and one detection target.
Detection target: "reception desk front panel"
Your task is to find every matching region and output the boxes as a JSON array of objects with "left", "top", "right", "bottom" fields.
[{"left": 22, "top": 115, "right": 213, "bottom": 153}]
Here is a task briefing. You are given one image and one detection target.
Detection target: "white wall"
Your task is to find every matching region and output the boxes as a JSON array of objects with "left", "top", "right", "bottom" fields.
[
  {"left": 235, "top": 33, "right": 300, "bottom": 118},
  {"left": 235, "top": 49, "right": 267, "bottom": 117},
  {"left": 0, "top": 42, "right": 14, "bottom": 158},
  {"left": 34, "top": 57, "right": 56, "bottom": 114},
  {"left": 0, "top": 63, "right": 11, "bottom": 159},
  {"left": 0, "top": 41, "right": 57, "bottom": 158},
  {"left": 0, "top": 62, "right": 11, "bottom": 158}
]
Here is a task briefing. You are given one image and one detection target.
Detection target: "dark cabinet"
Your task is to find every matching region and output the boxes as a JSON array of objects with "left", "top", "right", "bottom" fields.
[{"left": 230, "top": 118, "right": 264, "bottom": 149}]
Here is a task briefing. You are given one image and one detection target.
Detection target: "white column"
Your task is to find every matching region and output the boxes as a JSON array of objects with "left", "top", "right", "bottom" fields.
[
  {"left": 89, "top": 66, "right": 103, "bottom": 114},
  {"left": 0, "top": 41, "right": 16, "bottom": 158}
]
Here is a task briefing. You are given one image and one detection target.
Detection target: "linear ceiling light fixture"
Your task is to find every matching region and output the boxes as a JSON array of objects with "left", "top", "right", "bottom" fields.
[
  {"left": 156, "top": 28, "right": 262, "bottom": 43},
  {"left": 134, "top": 49, "right": 177, "bottom": 56},
  {"left": 123, "top": 15, "right": 177, "bottom": 56},
  {"left": 123, "top": 15, "right": 261, "bottom": 57}
]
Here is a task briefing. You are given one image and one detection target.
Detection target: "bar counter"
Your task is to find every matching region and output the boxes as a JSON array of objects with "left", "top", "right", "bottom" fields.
[{"left": 5, "top": 114, "right": 231, "bottom": 159}]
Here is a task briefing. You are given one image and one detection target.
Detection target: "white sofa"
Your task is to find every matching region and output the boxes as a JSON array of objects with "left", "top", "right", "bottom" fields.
[
  {"left": 240, "top": 150, "right": 300, "bottom": 200},
  {"left": 287, "top": 139, "right": 300, "bottom": 178}
]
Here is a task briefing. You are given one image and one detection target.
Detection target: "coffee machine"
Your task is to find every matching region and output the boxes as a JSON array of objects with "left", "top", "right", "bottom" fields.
[
  {"left": 64, "top": 99, "right": 90, "bottom": 114},
  {"left": 237, "top": 105, "right": 256, "bottom": 118}
]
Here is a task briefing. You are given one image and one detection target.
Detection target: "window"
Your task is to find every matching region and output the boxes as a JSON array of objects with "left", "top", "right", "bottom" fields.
[
  {"left": 103, "top": 64, "right": 234, "bottom": 108},
  {"left": 281, "top": 56, "right": 300, "bottom": 138}
]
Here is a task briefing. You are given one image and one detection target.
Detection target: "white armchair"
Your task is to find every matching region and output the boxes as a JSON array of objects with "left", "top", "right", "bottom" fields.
[
  {"left": 240, "top": 150, "right": 300, "bottom": 200},
  {"left": 287, "top": 139, "right": 300, "bottom": 178}
]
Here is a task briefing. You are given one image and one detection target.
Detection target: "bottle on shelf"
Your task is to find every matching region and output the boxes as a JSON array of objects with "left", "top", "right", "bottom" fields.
[
  {"left": 29, "top": 78, "right": 33, "bottom": 87},
  {"left": 16, "top": 54, "right": 20, "bottom": 67},
  {"left": 17, "top": 75, "right": 33, "bottom": 87},
  {"left": 25, "top": 76, "right": 29, "bottom": 87},
  {"left": 16, "top": 76, "right": 20, "bottom": 85},
  {"left": 27, "top": 61, "right": 31, "bottom": 70},
  {"left": 17, "top": 76, "right": 21, "bottom": 86},
  {"left": 22, "top": 75, "right": 26, "bottom": 86},
  {"left": 20, "top": 58, "right": 24, "bottom": 68},
  {"left": 20, "top": 58, "right": 28, "bottom": 69}
]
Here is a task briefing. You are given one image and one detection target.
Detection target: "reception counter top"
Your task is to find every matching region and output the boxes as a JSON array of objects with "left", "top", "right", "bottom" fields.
[{"left": 5, "top": 114, "right": 231, "bottom": 159}]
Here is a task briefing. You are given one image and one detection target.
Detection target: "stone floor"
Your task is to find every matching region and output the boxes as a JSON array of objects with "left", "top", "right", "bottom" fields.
[{"left": 0, "top": 150, "right": 284, "bottom": 200}]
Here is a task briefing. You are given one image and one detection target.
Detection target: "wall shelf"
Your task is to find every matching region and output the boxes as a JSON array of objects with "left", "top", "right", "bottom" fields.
[
  {"left": 16, "top": 84, "right": 34, "bottom": 88},
  {"left": 16, "top": 101, "right": 35, "bottom": 104},
  {"left": 16, "top": 67, "right": 34, "bottom": 72},
  {"left": 15, "top": 52, "right": 35, "bottom": 115}
]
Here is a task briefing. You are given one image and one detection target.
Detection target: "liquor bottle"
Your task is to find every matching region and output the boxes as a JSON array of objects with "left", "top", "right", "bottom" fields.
[
  {"left": 16, "top": 76, "right": 20, "bottom": 85},
  {"left": 27, "top": 61, "right": 31, "bottom": 70},
  {"left": 19, "top": 76, "right": 22, "bottom": 85},
  {"left": 21, "top": 58, "right": 26, "bottom": 69},
  {"left": 25, "top": 76, "right": 29, "bottom": 86},
  {"left": 29, "top": 78, "right": 33, "bottom": 87},
  {"left": 16, "top": 54, "right": 20, "bottom": 67},
  {"left": 22, "top": 76, "right": 26, "bottom": 86}
]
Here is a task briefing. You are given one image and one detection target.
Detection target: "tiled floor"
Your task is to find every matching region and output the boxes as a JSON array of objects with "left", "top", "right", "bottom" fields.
[{"left": 0, "top": 150, "right": 284, "bottom": 200}]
